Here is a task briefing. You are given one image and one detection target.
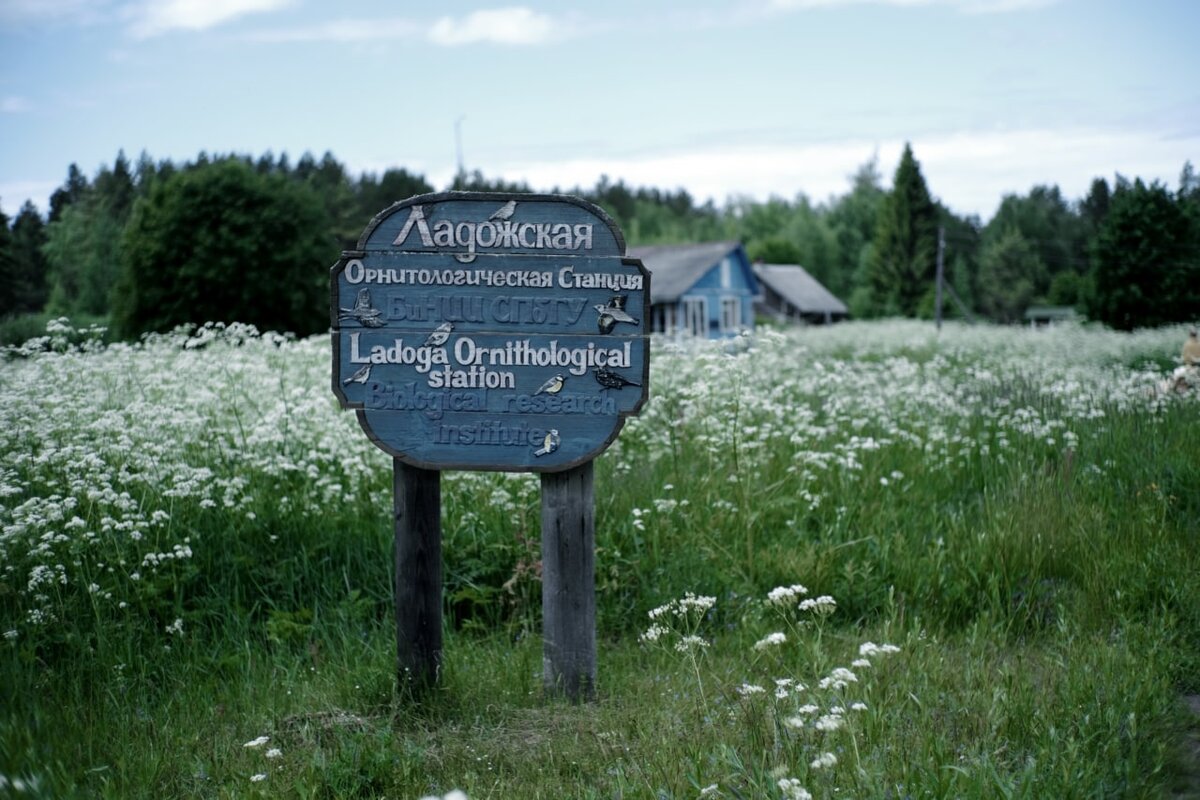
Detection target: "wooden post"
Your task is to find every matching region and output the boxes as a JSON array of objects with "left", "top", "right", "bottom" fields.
[
  {"left": 541, "top": 460, "right": 596, "bottom": 701},
  {"left": 393, "top": 460, "right": 442, "bottom": 692}
]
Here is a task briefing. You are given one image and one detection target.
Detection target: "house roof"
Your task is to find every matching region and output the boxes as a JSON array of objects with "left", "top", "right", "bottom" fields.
[
  {"left": 755, "top": 264, "right": 847, "bottom": 315},
  {"left": 1024, "top": 305, "right": 1079, "bottom": 320},
  {"left": 626, "top": 240, "right": 743, "bottom": 303}
]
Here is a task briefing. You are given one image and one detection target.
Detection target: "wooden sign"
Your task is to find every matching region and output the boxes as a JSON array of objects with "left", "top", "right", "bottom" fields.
[
  {"left": 331, "top": 192, "right": 650, "bottom": 473},
  {"left": 331, "top": 192, "right": 648, "bottom": 700}
]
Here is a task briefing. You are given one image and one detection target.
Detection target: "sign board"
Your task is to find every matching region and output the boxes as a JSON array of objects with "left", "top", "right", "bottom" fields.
[{"left": 331, "top": 192, "right": 650, "bottom": 472}]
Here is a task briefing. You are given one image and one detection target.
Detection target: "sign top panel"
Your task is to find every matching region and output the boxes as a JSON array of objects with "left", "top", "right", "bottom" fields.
[
  {"left": 356, "top": 191, "right": 626, "bottom": 261},
  {"left": 331, "top": 192, "right": 649, "bottom": 473}
]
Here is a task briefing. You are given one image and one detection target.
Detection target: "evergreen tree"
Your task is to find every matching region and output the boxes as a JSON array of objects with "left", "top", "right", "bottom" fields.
[
  {"left": 1086, "top": 179, "right": 1199, "bottom": 329},
  {"left": 93, "top": 150, "right": 136, "bottom": 221},
  {"left": 0, "top": 205, "right": 16, "bottom": 316},
  {"left": 48, "top": 163, "right": 88, "bottom": 223},
  {"left": 826, "top": 157, "right": 886, "bottom": 302},
  {"left": 10, "top": 201, "right": 50, "bottom": 313},
  {"left": 866, "top": 143, "right": 938, "bottom": 316}
]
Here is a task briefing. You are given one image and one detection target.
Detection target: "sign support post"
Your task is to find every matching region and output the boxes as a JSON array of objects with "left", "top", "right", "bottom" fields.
[
  {"left": 393, "top": 461, "right": 442, "bottom": 691},
  {"left": 331, "top": 192, "right": 649, "bottom": 703},
  {"left": 540, "top": 461, "right": 596, "bottom": 700}
]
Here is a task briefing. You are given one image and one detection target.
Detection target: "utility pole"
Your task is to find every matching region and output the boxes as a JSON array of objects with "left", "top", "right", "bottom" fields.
[
  {"left": 454, "top": 115, "right": 466, "bottom": 185},
  {"left": 935, "top": 224, "right": 945, "bottom": 331}
]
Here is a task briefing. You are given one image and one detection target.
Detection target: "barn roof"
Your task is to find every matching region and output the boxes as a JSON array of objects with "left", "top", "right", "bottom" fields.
[
  {"left": 627, "top": 241, "right": 743, "bottom": 303},
  {"left": 756, "top": 264, "right": 847, "bottom": 316}
]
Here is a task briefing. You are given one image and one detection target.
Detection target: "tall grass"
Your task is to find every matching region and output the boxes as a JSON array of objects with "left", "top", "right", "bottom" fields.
[{"left": 1, "top": 318, "right": 1197, "bottom": 797}]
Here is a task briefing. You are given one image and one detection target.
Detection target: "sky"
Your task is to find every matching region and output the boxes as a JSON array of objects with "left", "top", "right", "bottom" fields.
[{"left": 1, "top": 0, "right": 1198, "bottom": 223}]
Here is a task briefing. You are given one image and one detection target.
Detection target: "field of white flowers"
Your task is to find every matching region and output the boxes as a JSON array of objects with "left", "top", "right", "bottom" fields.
[{"left": 1, "top": 318, "right": 1198, "bottom": 798}]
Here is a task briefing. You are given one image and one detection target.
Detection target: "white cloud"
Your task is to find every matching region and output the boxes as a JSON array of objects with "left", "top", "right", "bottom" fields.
[
  {"left": 478, "top": 128, "right": 1200, "bottom": 220},
  {"left": 126, "top": 0, "right": 293, "bottom": 39},
  {"left": 248, "top": 17, "right": 421, "bottom": 43},
  {"left": 428, "top": 7, "right": 563, "bottom": 46},
  {"left": 767, "top": 0, "right": 1057, "bottom": 12}
]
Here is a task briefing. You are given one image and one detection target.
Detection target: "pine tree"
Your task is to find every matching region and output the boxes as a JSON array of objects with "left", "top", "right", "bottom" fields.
[
  {"left": 866, "top": 143, "right": 938, "bottom": 316},
  {"left": 0, "top": 205, "right": 16, "bottom": 316},
  {"left": 1087, "top": 179, "right": 1198, "bottom": 329},
  {"left": 48, "top": 163, "right": 88, "bottom": 223},
  {"left": 10, "top": 201, "right": 49, "bottom": 313}
]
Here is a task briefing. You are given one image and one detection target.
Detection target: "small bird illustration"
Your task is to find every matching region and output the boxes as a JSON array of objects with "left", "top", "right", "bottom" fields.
[
  {"left": 594, "top": 294, "right": 638, "bottom": 333},
  {"left": 533, "top": 429, "right": 560, "bottom": 457},
  {"left": 534, "top": 374, "right": 565, "bottom": 395},
  {"left": 423, "top": 322, "right": 454, "bottom": 347},
  {"left": 342, "top": 364, "right": 372, "bottom": 385},
  {"left": 594, "top": 367, "right": 641, "bottom": 390},
  {"left": 339, "top": 288, "right": 385, "bottom": 327},
  {"left": 488, "top": 200, "right": 517, "bottom": 221}
]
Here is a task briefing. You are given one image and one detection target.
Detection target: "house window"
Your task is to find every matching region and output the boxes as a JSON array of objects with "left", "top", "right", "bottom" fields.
[
  {"left": 720, "top": 297, "right": 741, "bottom": 332},
  {"left": 683, "top": 297, "right": 707, "bottom": 337},
  {"left": 719, "top": 258, "right": 732, "bottom": 289},
  {"left": 652, "top": 304, "right": 676, "bottom": 335}
]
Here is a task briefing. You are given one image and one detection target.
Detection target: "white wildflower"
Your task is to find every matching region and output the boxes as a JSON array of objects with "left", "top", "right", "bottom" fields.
[
  {"left": 776, "top": 777, "right": 812, "bottom": 800},
  {"left": 640, "top": 624, "right": 669, "bottom": 643},
  {"left": 810, "top": 752, "right": 837, "bottom": 769},
  {"left": 766, "top": 584, "right": 808, "bottom": 606},
  {"left": 736, "top": 683, "right": 766, "bottom": 696},
  {"left": 250, "top": 773, "right": 267, "bottom": 782},
  {"left": 265, "top": 748, "right": 282, "bottom": 759},
  {"left": 754, "top": 632, "right": 786, "bottom": 651},
  {"left": 243, "top": 736, "right": 270, "bottom": 748},
  {"left": 675, "top": 635, "right": 709, "bottom": 653},
  {"left": 797, "top": 595, "right": 837, "bottom": 615},
  {"left": 815, "top": 714, "right": 845, "bottom": 732}
]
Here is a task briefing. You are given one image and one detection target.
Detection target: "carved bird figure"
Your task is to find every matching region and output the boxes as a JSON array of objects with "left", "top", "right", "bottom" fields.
[
  {"left": 533, "top": 429, "right": 560, "bottom": 457},
  {"left": 534, "top": 374, "right": 565, "bottom": 395},
  {"left": 339, "top": 288, "right": 385, "bottom": 327},
  {"left": 423, "top": 322, "right": 454, "bottom": 347},
  {"left": 594, "top": 295, "right": 638, "bottom": 324},
  {"left": 594, "top": 367, "right": 641, "bottom": 390},
  {"left": 489, "top": 200, "right": 517, "bottom": 221},
  {"left": 342, "top": 364, "right": 372, "bottom": 385}
]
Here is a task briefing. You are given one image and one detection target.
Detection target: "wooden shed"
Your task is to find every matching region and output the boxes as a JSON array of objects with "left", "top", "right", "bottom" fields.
[
  {"left": 753, "top": 263, "right": 848, "bottom": 325},
  {"left": 627, "top": 241, "right": 759, "bottom": 338}
]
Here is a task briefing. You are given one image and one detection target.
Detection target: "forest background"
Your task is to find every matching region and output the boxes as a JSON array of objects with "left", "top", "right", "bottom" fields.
[{"left": 1, "top": 143, "right": 1198, "bottom": 341}]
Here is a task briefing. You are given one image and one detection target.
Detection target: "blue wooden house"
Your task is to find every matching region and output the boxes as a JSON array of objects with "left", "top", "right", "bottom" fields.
[{"left": 627, "top": 241, "right": 759, "bottom": 338}]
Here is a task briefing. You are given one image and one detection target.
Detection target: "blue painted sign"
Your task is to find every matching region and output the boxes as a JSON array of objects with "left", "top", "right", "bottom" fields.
[{"left": 331, "top": 192, "right": 650, "bottom": 472}]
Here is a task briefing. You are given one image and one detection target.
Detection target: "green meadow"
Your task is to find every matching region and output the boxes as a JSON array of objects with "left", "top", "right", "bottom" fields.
[{"left": 2, "top": 319, "right": 1198, "bottom": 799}]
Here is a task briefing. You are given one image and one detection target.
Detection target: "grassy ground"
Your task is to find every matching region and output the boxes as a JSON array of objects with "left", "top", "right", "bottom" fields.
[{"left": 1, "top": 319, "right": 1198, "bottom": 798}]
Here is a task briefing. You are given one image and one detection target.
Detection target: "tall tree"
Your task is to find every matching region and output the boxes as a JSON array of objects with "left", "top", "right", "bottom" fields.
[
  {"left": 114, "top": 157, "right": 336, "bottom": 338},
  {"left": 48, "top": 163, "right": 88, "bottom": 223},
  {"left": 976, "top": 228, "right": 1042, "bottom": 323},
  {"left": 43, "top": 196, "right": 124, "bottom": 317},
  {"left": 0, "top": 205, "right": 15, "bottom": 316},
  {"left": 10, "top": 201, "right": 50, "bottom": 313},
  {"left": 865, "top": 143, "right": 938, "bottom": 316},
  {"left": 1086, "top": 178, "right": 1199, "bottom": 330},
  {"left": 827, "top": 157, "right": 886, "bottom": 302},
  {"left": 983, "top": 185, "right": 1087, "bottom": 299}
]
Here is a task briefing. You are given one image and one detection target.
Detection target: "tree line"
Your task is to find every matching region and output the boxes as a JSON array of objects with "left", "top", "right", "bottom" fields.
[{"left": 1, "top": 145, "right": 1197, "bottom": 338}]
